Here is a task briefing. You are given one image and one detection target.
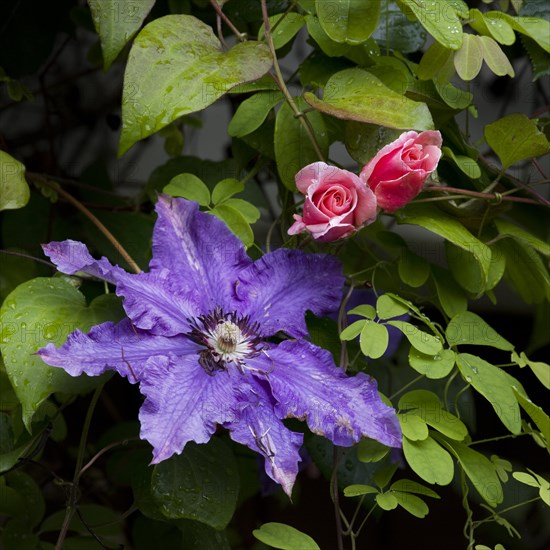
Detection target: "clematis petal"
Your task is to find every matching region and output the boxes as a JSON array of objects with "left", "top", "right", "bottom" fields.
[
  {"left": 150, "top": 195, "right": 252, "bottom": 311},
  {"left": 235, "top": 248, "right": 344, "bottom": 338},
  {"left": 138, "top": 354, "right": 241, "bottom": 463},
  {"left": 249, "top": 340, "right": 402, "bottom": 448},
  {"left": 226, "top": 379, "right": 303, "bottom": 497},
  {"left": 37, "top": 319, "right": 196, "bottom": 381},
  {"left": 42, "top": 240, "right": 125, "bottom": 284}
]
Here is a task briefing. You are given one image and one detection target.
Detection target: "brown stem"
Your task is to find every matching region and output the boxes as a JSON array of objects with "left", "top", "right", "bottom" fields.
[
  {"left": 209, "top": 0, "right": 246, "bottom": 42},
  {"left": 423, "top": 185, "right": 547, "bottom": 206}
]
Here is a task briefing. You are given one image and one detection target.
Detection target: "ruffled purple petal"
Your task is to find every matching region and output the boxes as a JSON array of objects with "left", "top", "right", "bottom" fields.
[
  {"left": 42, "top": 240, "right": 125, "bottom": 284},
  {"left": 150, "top": 196, "right": 252, "bottom": 312},
  {"left": 37, "top": 319, "right": 196, "bottom": 381},
  {"left": 235, "top": 249, "right": 344, "bottom": 338},
  {"left": 249, "top": 340, "right": 402, "bottom": 448},
  {"left": 225, "top": 379, "right": 303, "bottom": 497},
  {"left": 138, "top": 354, "right": 241, "bottom": 463}
]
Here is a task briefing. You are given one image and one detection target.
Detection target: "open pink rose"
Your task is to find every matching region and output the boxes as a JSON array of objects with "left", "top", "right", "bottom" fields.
[
  {"left": 359, "top": 130, "right": 442, "bottom": 213},
  {"left": 288, "top": 162, "right": 377, "bottom": 242}
]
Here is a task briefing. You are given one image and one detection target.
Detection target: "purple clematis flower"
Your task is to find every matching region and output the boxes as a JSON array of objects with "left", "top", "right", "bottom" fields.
[{"left": 38, "top": 195, "right": 401, "bottom": 496}]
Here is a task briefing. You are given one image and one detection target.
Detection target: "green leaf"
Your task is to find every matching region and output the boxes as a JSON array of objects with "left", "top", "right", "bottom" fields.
[
  {"left": 258, "top": 13, "right": 305, "bottom": 49},
  {"left": 522, "top": 35, "right": 550, "bottom": 80},
  {"left": 494, "top": 219, "right": 550, "bottom": 257},
  {"left": 348, "top": 304, "right": 376, "bottom": 319},
  {"left": 2, "top": 472, "right": 44, "bottom": 528},
  {"left": 442, "top": 146, "right": 481, "bottom": 179},
  {"left": 398, "top": 412, "right": 429, "bottom": 441},
  {"left": 228, "top": 91, "right": 283, "bottom": 138},
  {"left": 316, "top": 0, "right": 380, "bottom": 45},
  {"left": 399, "top": 0, "right": 464, "bottom": 50},
  {"left": 340, "top": 319, "right": 366, "bottom": 340},
  {"left": 512, "top": 350, "right": 550, "bottom": 389},
  {"left": 445, "top": 241, "right": 486, "bottom": 295},
  {"left": 376, "top": 491, "right": 398, "bottom": 510},
  {"left": 119, "top": 15, "right": 272, "bottom": 155},
  {"left": 0, "top": 151, "right": 30, "bottom": 211},
  {"left": 416, "top": 40, "right": 453, "bottom": 80},
  {"left": 151, "top": 439, "right": 239, "bottom": 530},
  {"left": 453, "top": 34, "right": 483, "bottom": 80},
  {"left": 398, "top": 249, "right": 430, "bottom": 288},
  {"left": 163, "top": 173, "right": 211, "bottom": 206},
  {"left": 304, "top": 68, "right": 434, "bottom": 131},
  {"left": 409, "top": 348, "right": 456, "bottom": 379},
  {"left": 456, "top": 353, "right": 521, "bottom": 434},
  {"left": 376, "top": 294, "right": 410, "bottom": 320},
  {"left": 437, "top": 437, "right": 503, "bottom": 507},
  {"left": 0, "top": 279, "right": 123, "bottom": 428},
  {"left": 500, "top": 13, "right": 550, "bottom": 52},
  {"left": 469, "top": 9, "right": 516, "bottom": 45},
  {"left": 344, "top": 484, "right": 379, "bottom": 497},
  {"left": 344, "top": 122, "right": 403, "bottom": 165},
  {"left": 210, "top": 204, "right": 254, "bottom": 248},
  {"left": 398, "top": 206, "right": 492, "bottom": 286},
  {"left": 356, "top": 438, "right": 390, "bottom": 463},
  {"left": 390, "top": 479, "right": 440, "bottom": 499},
  {"left": 88, "top": 0, "right": 156, "bottom": 69},
  {"left": 223, "top": 198, "right": 260, "bottom": 223},
  {"left": 212, "top": 178, "right": 244, "bottom": 205},
  {"left": 479, "top": 35, "right": 515, "bottom": 77},
  {"left": 398, "top": 390, "right": 468, "bottom": 441},
  {"left": 402, "top": 435, "right": 454, "bottom": 485},
  {"left": 431, "top": 266, "right": 468, "bottom": 318},
  {"left": 392, "top": 491, "right": 430, "bottom": 517},
  {"left": 360, "top": 321, "right": 389, "bottom": 359},
  {"left": 484, "top": 113, "right": 550, "bottom": 168},
  {"left": 274, "top": 97, "right": 328, "bottom": 190},
  {"left": 446, "top": 311, "right": 514, "bottom": 351},
  {"left": 497, "top": 238, "right": 550, "bottom": 304},
  {"left": 253, "top": 523, "right": 320, "bottom": 550},
  {"left": 387, "top": 320, "right": 443, "bottom": 355},
  {"left": 512, "top": 471, "right": 539, "bottom": 488},
  {"left": 513, "top": 389, "right": 550, "bottom": 451}
]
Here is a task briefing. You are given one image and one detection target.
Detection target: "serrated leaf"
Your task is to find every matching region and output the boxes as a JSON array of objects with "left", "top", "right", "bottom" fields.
[
  {"left": 431, "top": 265, "right": 468, "bottom": 318},
  {"left": 376, "top": 491, "right": 398, "bottom": 510},
  {"left": 446, "top": 311, "right": 514, "bottom": 351},
  {"left": 479, "top": 35, "right": 515, "bottom": 77},
  {"left": 163, "top": 173, "right": 210, "bottom": 206},
  {"left": 88, "top": 0, "right": 155, "bottom": 69},
  {"left": 402, "top": 435, "right": 454, "bottom": 485},
  {"left": 274, "top": 97, "right": 329, "bottom": 191},
  {"left": 340, "top": 319, "right": 367, "bottom": 341},
  {"left": 228, "top": 91, "right": 283, "bottom": 138},
  {"left": 210, "top": 204, "right": 254, "bottom": 248},
  {"left": 484, "top": 113, "right": 550, "bottom": 168},
  {"left": 398, "top": 412, "right": 429, "bottom": 441},
  {"left": 409, "top": 348, "right": 456, "bottom": 379},
  {"left": 304, "top": 68, "right": 434, "bottom": 131},
  {"left": 398, "top": 249, "right": 430, "bottom": 288},
  {"left": 387, "top": 320, "right": 443, "bottom": 355},
  {"left": 151, "top": 439, "right": 239, "bottom": 530},
  {"left": 259, "top": 13, "right": 305, "bottom": 50},
  {"left": 253, "top": 523, "right": 320, "bottom": 550},
  {"left": 212, "top": 178, "right": 243, "bottom": 205},
  {"left": 0, "top": 279, "right": 123, "bottom": 428},
  {"left": 399, "top": 0, "right": 463, "bottom": 50},
  {"left": 376, "top": 294, "right": 410, "bottom": 320},
  {"left": 0, "top": 151, "right": 30, "bottom": 211},
  {"left": 360, "top": 321, "right": 389, "bottom": 359},
  {"left": 343, "top": 484, "right": 379, "bottom": 497},
  {"left": 454, "top": 34, "right": 483, "bottom": 80},
  {"left": 316, "top": 0, "right": 380, "bottom": 45},
  {"left": 398, "top": 206, "right": 492, "bottom": 286},
  {"left": 437, "top": 437, "right": 503, "bottom": 507},
  {"left": 522, "top": 35, "right": 550, "bottom": 80},
  {"left": 119, "top": 15, "right": 272, "bottom": 155},
  {"left": 456, "top": 353, "right": 521, "bottom": 434}
]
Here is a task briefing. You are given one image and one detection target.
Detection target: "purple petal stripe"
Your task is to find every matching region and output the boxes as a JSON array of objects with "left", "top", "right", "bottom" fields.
[
  {"left": 235, "top": 248, "right": 345, "bottom": 338},
  {"left": 249, "top": 340, "right": 402, "bottom": 448}
]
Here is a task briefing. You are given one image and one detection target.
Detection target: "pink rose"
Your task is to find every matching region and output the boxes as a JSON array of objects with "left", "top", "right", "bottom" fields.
[
  {"left": 359, "top": 130, "right": 442, "bottom": 213},
  {"left": 288, "top": 162, "right": 377, "bottom": 242}
]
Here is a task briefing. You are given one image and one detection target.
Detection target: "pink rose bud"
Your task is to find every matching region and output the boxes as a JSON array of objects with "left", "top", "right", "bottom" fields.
[
  {"left": 288, "top": 162, "right": 377, "bottom": 242},
  {"left": 359, "top": 130, "right": 443, "bottom": 213}
]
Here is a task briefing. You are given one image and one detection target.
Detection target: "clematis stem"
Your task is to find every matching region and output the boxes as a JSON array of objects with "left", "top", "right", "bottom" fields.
[
  {"left": 29, "top": 174, "right": 142, "bottom": 274},
  {"left": 330, "top": 447, "right": 345, "bottom": 550},
  {"left": 56, "top": 384, "right": 104, "bottom": 550},
  {"left": 260, "top": 0, "right": 326, "bottom": 162}
]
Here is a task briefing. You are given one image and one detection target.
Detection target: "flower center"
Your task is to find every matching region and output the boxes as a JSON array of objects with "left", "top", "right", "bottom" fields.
[{"left": 186, "top": 307, "right": 264, "bottom": 375}]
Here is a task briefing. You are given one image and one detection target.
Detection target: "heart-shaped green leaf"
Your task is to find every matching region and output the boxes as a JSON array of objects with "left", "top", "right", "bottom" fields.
[{"left": 119, "top": 15, "right": 272, "bottom": 155}]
